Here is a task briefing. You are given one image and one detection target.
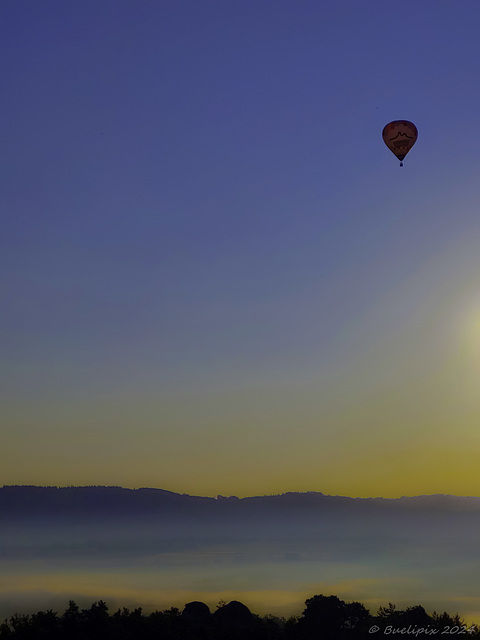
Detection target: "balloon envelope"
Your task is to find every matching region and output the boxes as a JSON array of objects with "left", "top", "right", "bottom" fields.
[{"left": 382, "top": 120, "right": 418, "bottom": 163}]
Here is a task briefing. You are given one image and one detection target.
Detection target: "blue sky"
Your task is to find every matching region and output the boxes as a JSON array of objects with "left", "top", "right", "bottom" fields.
[{"left": 2, "top": 1, "right": 480, "bottom": 497}]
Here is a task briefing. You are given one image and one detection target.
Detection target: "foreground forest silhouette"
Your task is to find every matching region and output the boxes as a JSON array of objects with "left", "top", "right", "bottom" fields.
[{"left": 1, "top": 594, "right": 478, "bottom": 639}]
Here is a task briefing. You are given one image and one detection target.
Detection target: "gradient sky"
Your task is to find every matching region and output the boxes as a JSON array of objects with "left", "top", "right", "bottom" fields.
[{"left": 2, "top": 0, "right": 480, "bottom": 498}]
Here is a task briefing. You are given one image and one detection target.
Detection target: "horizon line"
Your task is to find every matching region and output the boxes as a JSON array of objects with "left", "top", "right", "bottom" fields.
[{"left": 2, "top": 484, "right": 480, "bottom": 501}]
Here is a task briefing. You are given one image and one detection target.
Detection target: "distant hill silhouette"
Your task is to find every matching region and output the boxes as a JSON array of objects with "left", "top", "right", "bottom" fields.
[
  {"left": 2, "top": 485, "right": 480, "bottom": 571},
  {"left": 2, "top": 485, "right": 480, "bottom": 521}
]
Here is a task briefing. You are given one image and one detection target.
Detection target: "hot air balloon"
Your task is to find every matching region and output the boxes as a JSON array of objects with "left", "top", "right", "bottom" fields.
[{"left": 382, "top": 120, "right": 418, "bottom": 166}]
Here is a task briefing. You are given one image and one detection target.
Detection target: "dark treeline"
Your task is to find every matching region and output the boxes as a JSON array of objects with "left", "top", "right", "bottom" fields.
[{"left": 1, "top": 594, "right": 478, "bottom": 639}]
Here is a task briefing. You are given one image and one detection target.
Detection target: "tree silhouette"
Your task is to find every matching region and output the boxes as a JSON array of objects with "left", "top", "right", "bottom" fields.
[
  {"left": 213, "top": 600, "right": 256, "bottom": 639},
  {"left": 297, "top": 594, "right": 371, "bottom": 639},
  {"left": 0, "top": 593, "right": 478, "bottom": 640}
]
